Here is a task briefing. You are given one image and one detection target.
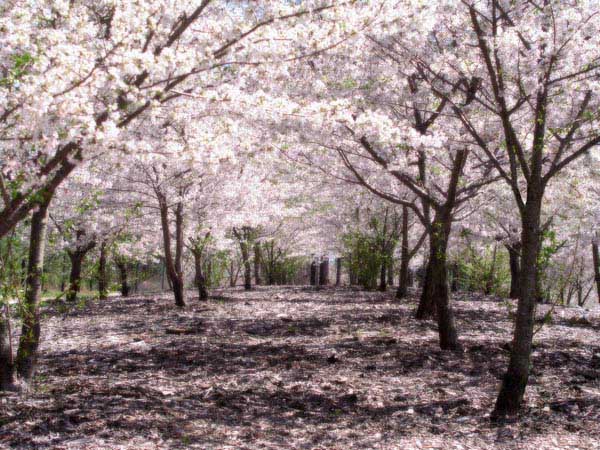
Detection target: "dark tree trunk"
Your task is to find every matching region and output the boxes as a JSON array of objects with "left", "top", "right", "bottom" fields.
[
  {"left": 240, "top": 241, "right": 252, "bottom": 290},
  {"left": 158, "top": 195, "right": 186, "bottom": 307},
  {"left": 116, "top": 260, "right": 130, "bottom": 297},
  {"left": 592, "top": 240, "right": 600, "bottom": 305},
  {"left": 98, "top": 241, "right": 108, "bottom": 300},
  {"left": 66, "top": 251, "right": 84, "bottom": 302},
  {"left": 506, "top": 243, "right": 522, "bottom": 299},
  {"left": 60, "top": 253, "right": 67, "bottom": 292},
  {"left": 193, "top": 250, "right": 209, "bottom": 301},
  {"left": 416, "top": 213, "right": 461, "bottom": 351},
  {"left": 387, "top": 255, "right": 394, "bottom": 287},
  {"left": 415, "top": 149, "right": 467, "bottom": 326},
  {"left": 415, "top": 149, "right": 467, "bottom": 352},
  {"left": 428, "top": 221, "right": 461, "bottom": 351},
  {"left": 335, "top": 257, "right": 342, "bottom": 286},
  {"left": 66, "top": 230, "right": 96, "bottom": 303},
  {"left": 173, "top": 202, "right": 186, "bottom": 305},
  {"left": 378, "top": 261, "right": 387, "bottom": 291},
  {"left": 15, "top": 200, "right": 50, "bottom": 383},
  {"left": 396, "top": 205, "right": 410, "bottom": 299},
  {"left": 416, "top": 261, "right": 435, "bottom": 319},
  {"left": 319, "top": 258, "right": 329, "bottom": 286},
  {"left": 310, "top": 261, "right": 317, "bottom": 286},
  {"left": 493, "top": 195, "right": 543, "bottom": 417},
  {"left": 0, "top": 306, "right": 15, "bottom": 391},
  {"left": 254, "top": 243, "right": 262, "bottom": 286}
]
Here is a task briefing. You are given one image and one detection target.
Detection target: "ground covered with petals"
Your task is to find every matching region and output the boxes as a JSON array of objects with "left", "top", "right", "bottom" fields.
[{"left": 1, "top": 287, "right": 600, "bottom": 449}]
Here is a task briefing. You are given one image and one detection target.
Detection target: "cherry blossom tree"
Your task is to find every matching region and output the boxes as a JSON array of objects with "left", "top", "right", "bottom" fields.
[{"left": 400, "top": 0, "right": 600, "bottom": 416}]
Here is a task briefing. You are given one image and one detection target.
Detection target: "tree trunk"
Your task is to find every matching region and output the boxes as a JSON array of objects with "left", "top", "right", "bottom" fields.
[
  {"left": 66, "top": 233, "right": 96, "bottom": 303},
  {"left": 66, "top": 251, "right": 85, "bottom": 303},
  {"left": 506, "top": 243, "right": 522, "bottom": 299},
  {"left": 254, "top": 243, "right": 262, "bottom": 286},
  {"left": 416, "top": 261, "right": 435, "bottom": 319},
  {"left": 173, "top": 202, "right": 186, "bottom": 306},
  {"left": 116, "top": 260, "right": 130, "bottom": 297},
  {"left": 378, "top": 261, "right": 387, "bottom": 291},
  {"left": 240, "top": 240, "right": 252, "bottom": 290},
  {"left": 418, "top": 213, "right": 461, "bottom": 351},
  {"left": 493, "top": 195, "right": 543, "bottom": 417},
  {"left": 0, "top": 306, "right": 15, "bottom": 391},
  {"left": 193, "top": 250, "right": 209, "bottom": 301},
  {"left": 335, "top": 257, "right": 342, "bottom": 286},
  {"left": 158, "top": 195, "right": 185, "bottom": 307},
  {"left": 396, "top": 205, "right": 410, "bottom": 299},
  {"left": 15, "top": 200, "right": 50, "bottom": 383},
  {"left": 319, "top": 258, "right": 329, "bottom": 286},
  {"left": 310, "top": 261, "right": 317, "bottom": 286},
  {"left": 98, "top": 241, "right": 108, "bottom": 300},
  {"left": 428, "top": 231, "right": 460, "bottom": 351},
  {"left": 592, "top": 240, "right": 600, "bottom": 305}
]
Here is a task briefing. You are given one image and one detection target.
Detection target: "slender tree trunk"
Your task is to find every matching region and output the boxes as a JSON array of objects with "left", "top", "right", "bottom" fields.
[
  {"left": 60, "top": 253, "right": 67, "bottom": 292},
  {"left": 160, "top": 258, "right": 166, "bottom": 291},
  {"left": 193, "top": 250, "right": 209, "bottom": 301},
  {"left": 158, "top": 195, "right": 185, "bottom": 307},
  {"left": 15, "top": 200, "right": 50, "bottom": 382},
  {"left": 116, "top": 260, "right": 130, "bottom": 297},
  {"left": 592, "top": 240, "right": 600, "bottom": 304},
  {"left": 66, "top": 251, "right": 84, "bottom": 302},
  {"left": 378, "top": 261, "right": 387, "bottom": 291},
  {"left": 493, "top": 195, "right": 543, "bottom": 417},
  {"left": 335, "top": 257, "right": 342, "bottom": 286},
  {"left": 254, "top": 243, "right": 262, "bottom": 286},
  {"left": 319, "top": 257, "right": 329, "bottom": 286},
  {"left": 98, "top": 241, "right": 108, "bottom": 300},
  {"left": 397, "top": 205, "right": 410, "bottom": 299},
  {"left": 0, "top": 306, "right": 15, "bottom": 391},
  {"left": 310, "top": 261, "right": 317, "bottom": 286},
  {"left": 240, "top": 240, "right": 252, "bottom": 290},
  {"left": 66, "top": 234, "right": 95, "bottom": 303},
  {"left": 506, "top": 243, "right": 522, "bottom": 299}
]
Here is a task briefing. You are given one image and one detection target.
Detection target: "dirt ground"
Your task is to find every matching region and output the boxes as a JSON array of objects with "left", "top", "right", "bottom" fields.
[{"left": 1, "top": 286, "right": 599, "bottom": 449}]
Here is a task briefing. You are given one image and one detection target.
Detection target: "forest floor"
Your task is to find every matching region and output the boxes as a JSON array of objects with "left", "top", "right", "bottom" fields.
[{"left": 1, "top": 286, "right": 600, "bottom": 450}]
